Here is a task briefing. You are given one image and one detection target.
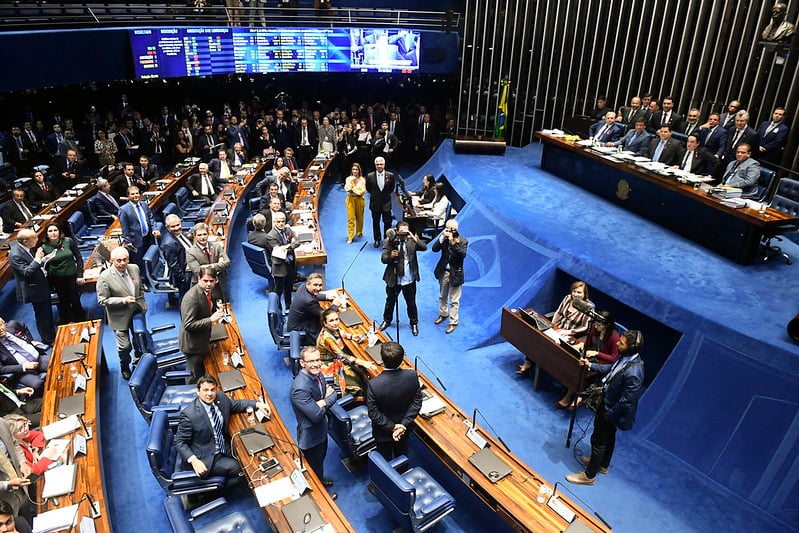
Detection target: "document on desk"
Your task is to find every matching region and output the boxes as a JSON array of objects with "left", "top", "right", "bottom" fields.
[
  {"left": 32, "top": 503, "right": 79, "bottom": 533},
  {"left": 41, "top": 463, "right": 78, "bottom": 499},
  {"left": 42, "top": 415, "right": 81, "bottom": 440},
  {"left": 543, "top": 328, "right": 565, "bottom": 344},
  {"left": 254, "top": 476, "right": 300, "bottom": 507}
]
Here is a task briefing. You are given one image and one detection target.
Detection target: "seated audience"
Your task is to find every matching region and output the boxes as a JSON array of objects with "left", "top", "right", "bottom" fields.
[
  {"left": 646, "top": 125, "right": 684, "bottom": 166},
  {"left": 186, "top": 162, "right": 218, "bottom": 205},
  {"left": 675, "top": 134, "right": 717, "bottom": 175},
  {"left": 4, "top": 415, "right": 59, "bottom": 476},
  {"left": 588, "top": 112, "right": 624, "bottom": 143},
  {"left": 720, "top": 143, "right": 761, "bottom": 198},
  {"left": 610, "top": 118, "right": 652, "bottom": 155},
  {"left": 247, "top": 213, "right": 270, "bottom": 249},
  {"left": 92, "top": 178, "right": 120, "bottom": 219},
  {"left": 0, "top": 317, "right": 49, "bottom": 394}
]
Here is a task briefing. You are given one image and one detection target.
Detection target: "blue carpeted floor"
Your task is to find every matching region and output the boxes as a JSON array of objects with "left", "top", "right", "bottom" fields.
[{"left": 3, "top": 139, "right": 797, "bottom": 532}]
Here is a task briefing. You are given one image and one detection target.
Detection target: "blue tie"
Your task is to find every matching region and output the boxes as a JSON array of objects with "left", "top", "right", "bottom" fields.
[
  {"left": 136, "top": 203, "right": 148, "bottom": 236},
  {"left": 653, "top": 140, "right": 665, "bottom": 162},
  {"left": 209, "top": 404, "right": 226, "bottom": 454}
]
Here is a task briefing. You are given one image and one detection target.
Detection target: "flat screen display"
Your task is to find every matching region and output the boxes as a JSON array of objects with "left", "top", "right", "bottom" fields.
[{"left": 130, "top": 27, "right": 421, "bottom": 79}]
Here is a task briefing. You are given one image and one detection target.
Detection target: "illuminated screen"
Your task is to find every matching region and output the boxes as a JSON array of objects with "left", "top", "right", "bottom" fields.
[{"left": 130, "top": 27, "right": 421, "bottom": 79}]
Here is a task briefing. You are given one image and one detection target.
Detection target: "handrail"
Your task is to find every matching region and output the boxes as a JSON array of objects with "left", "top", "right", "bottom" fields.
[{"left": 0, "top": 3, "right": 462, "bottom": 32}]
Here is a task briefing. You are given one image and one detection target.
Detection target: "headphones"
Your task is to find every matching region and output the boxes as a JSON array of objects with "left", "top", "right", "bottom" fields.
[{"left": 626, "top": 330, "right": 644, "bottom": 353}]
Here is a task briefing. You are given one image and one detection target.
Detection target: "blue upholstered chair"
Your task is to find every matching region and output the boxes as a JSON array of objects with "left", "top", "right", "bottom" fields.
[
  {"left": 762, "top": 177, "right": 799, "bottom": 264},
  {"left": 757, "top": 168, "right": 778, "bottom": 203},
  {"left": 164, "top": 495, "right": 257, "bottom": 533},
  {"left": 241, "top": 242, "right": 274, "bottom": 293},
  {"left": 143, "top": 244, "right": 180, "bottom": 296},
  {"left": 67, "top": 210, "right": 104, "bottom": 250},
  {"left": 132, "top": 314, "right": 185, "bottom": 369},
  {"left": 129, "top": 353, "right": 195, "bottom": 424},
  {"left": 146, "top": 410, "right": 225, "bottom": 497},
  {"left": 267, "top": 291, "right": 291, "bottom": 350},
  {"left": 368, "top": 451, "right": 456, "bottom": 532},
  {"left": 328, "top": 394, "right": 376, "bottom": 466}
]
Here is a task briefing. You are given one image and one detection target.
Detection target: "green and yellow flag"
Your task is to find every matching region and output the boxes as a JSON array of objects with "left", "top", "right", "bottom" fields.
[{"left": 494, "top": 79, "right": 510, "bottom": 138}]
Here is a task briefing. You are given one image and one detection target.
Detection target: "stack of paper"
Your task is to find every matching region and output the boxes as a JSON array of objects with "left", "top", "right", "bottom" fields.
[{"left": 32, "top": 504, "right": 79, "bottom": 533}]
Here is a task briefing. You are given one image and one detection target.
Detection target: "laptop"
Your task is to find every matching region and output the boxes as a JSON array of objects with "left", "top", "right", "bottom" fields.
[
  {"left": 520, "top": 309, "right": 551, "bottom": 331},
  {"left": 61, "top": 343, "right": 87, "bottom": 364},
  {"left": 210, "top": 324, "right": 228, "bottom": 342},
  {"left": 41, "top": 463, "right": 78, "bottom": 499},
  {"left": 468, "top": 447, "right": 512, "bottom": 483},
  {"left": 338, "top": 309, "right": 363, "bottom": 328},
  {"left": 559, "top": 338, "right": 583, "bottom": 358},
  {"left": 281, "top": 494, "right": 326, "bottom": 533},
  {"left": 217, "top": 369, "right": 245, "bottom": 392},
  {"left": 57, "top": 393, "right": 86, "bottom": 418},
  {"left": 238, "top": 425, "right": 275, "bottom": 455}
]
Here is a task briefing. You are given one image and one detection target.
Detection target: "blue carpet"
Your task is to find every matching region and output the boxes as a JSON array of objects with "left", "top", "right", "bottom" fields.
[{"left": 5, "top": 139, "right": 798, "bottom": 531}]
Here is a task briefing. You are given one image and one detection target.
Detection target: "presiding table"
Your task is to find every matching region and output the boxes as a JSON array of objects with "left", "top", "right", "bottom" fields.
[{"left": 535, "top": 131, "right": 798, "bottom": 264}]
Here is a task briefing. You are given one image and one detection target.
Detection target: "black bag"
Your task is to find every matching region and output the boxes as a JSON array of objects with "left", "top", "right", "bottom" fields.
[{"left": 581, "top": 384, "right": 604, "bottom": 412}]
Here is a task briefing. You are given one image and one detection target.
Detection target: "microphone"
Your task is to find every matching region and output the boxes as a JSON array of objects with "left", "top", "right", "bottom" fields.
[
  {"left": 83, "top": 491, "right": 101, "bottom": 519},
  {"left": 262, "top": 431, "right": 306, "bottom": 473},
  {"left": 77, "top": 413, "right": 92, "bottom": 440},
  {"left": 340, "top": 240, "right": 368, "bottom": 293},
  {"left": 76, "top": 354, "right": 92, "bottom": 380},
  {"left": 414, "top": 355, "right": 447, "bottom": 391},
  {"left": 551, "top": 482, "right": 612, "bottom": 529},
  {"left": 571, "top": 298, "right": 609, "bottom": 324},
  {"left": 470, "top": 408, "right": 511, "bottom": 452}
]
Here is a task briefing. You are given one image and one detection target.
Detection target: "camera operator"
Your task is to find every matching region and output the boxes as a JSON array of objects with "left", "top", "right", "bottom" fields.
[
  {"left": 432, "top": 219, "right": 468, "bottom": 334},
  {"left": 379, "top": 221, "right": 427, "bottom": 337}
]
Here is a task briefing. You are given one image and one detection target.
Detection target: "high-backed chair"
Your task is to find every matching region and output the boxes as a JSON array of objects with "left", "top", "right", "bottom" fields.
[
  {"left": 67, "top": 210, "right": 104, "bottom": 250},
  {"left": 164, "top": 495, "right": 257, "bottom": 533},
  {"left": 132, "top": 314, "right": 185, "bottom": 368},
  {"left": 762, "top": 177, "right": 799, "bottom": 264},
  {"left": 241, "top": 242, "right": 274, "bottom": 293},
  {"left": 757, "top": 168, "right": 778, "bottom": 203},
  {"left": 146, "top": 410, "right": 225, "bottom": 497},
  {"left": 174, "top": 187, "right": 210, "bottom": 220},
  {"left": 86, "top": 196, "right": 115, "bottom": 226},
  {"left": 328, "top": 394, "right": 376, "bottom": 467},
  {"left": 368, "top": 451, "right": 456, "bottom": 532},
  {"left": 421, "top": 202, "right": 452, "bottom": 241},
  {"left": 143, "top": 244, "right": 180, "bottom": 297},
  {"left": 129, "top": 353, "right": 195, "bottom": 424},
  {"left": 267, "top": 291, "right": 291, "bottom": 350}
]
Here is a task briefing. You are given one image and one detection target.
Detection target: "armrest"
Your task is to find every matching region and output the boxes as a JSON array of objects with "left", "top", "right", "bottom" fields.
[
  {"left": 32, "top": 341, "right": 50, "bottom": 354},
  {"left": 336, "top": 394, "right": 355, "bottom": 409},
  {"left": 151, "top": 404, "right": 181, "bottom": 413},
  {"left": 164, "top": 370, "right": 192, "bottom": 383},
  {"left": 188, "top": 497, "right": 227, "bottom": 521},
  {"left": 89, "top": 224, "right": 107, "bottom": 230},
  {"left": 418, "top": 495, "right": 454, "bottom": 516},
  {"left": 151, "top": 324, "right": 177, "bottom": 334},
  {"left": 388, "top": 455, "right": 410, "bottom": 473}
]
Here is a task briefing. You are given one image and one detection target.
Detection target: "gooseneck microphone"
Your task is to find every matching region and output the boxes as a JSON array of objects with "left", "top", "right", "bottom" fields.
[
  {"left": 414, "top": 355, "right": 447, "bottom": 391},
  {"left": 472, "top": 408, "right": 511, "bottom": 452},
  {"left": 341, "top": 240, "right": 369, "bottom": 292},
  {"left": 571, "top": 298, "right": 609, "bottom": 324}
]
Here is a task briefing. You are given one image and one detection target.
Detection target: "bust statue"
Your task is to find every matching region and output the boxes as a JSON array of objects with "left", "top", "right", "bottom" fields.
[{"left": 762, "top": 3, "right": 796, "bottom": 42}]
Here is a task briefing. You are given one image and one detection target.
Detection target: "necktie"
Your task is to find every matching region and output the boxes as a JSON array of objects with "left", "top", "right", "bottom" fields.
[
  {"left": 765, "top": 122, "right": 776, "bottom": 136},
  {"left": 18, "top": 202, "right": 33, "bottom": 220},
  {"left": 682, "top": 151, "right": 691, "bottom": 170},
  {"left": 706, "top": 127, "right": 715, "bottom": 142},
  {"left": 204, "top": 247, "right": 211, "bottom": 262},
  {"left": 209, "top": 403, "right": 226, "bottom": 454},
  {"left": 206, "top": 291, "right": 213, "bottom": 312},
  {"left": 724, "top": 162, "right": 739, "bottom": 183},
  {"left": 135, "top": 203, "right": 148, "bottom": 235},
  {"left": 653, "top": 140, "right": 666, "bottom": 162},
  {"left": 122, "top": 271, "right": 135, "bottom": 295},
  {"left": 315, "top": 373, "right": 325, "bottom": 397},
  {"left": 2, "top": 336, "right": 36, "bottom": 362},
  {"left": 732, "top": 130, "right": 743, "bottom": 147},
  {"left": 280, "top": 230, "right": 287, "bottom": 245},
  {"left": 423, "top": 123, "right": 428, "bottom": 141},
  {"left": 662, "top": 112, "right": 670, "bottom": 127}
]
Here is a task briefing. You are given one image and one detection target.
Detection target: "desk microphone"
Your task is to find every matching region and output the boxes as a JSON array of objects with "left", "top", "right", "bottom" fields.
[
  {"left": 471, "top": 408, "right": 511, "bottom": 452},
  {"left": 414, "top": 355, "right": 447, "bottom": 391},
  {"left": 77, "top": 355, "right": 92, "bottom": 380},
  {"left": 341, "top": 240, "right": 368, "bottom": 293},
  {"left": 77, "top": 413, "right": 92, "bottom": 440},
  {"left": 551, "top": 482, "right": 612, "bottom": 529},
  {"left": 571, "top": 299, "right": 609, "bottom": 324}
]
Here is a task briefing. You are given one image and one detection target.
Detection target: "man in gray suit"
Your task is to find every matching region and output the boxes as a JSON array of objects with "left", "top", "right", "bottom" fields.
[
  {"left": 185, "top": 223, "right": 231, "bottom": 294},
  {"left": 721, "top": 143, "right": 761, "bottom": 199},
  {"left": 264, "top": 211, "right": 298, "bottom": 310},
  {"left": 96, "top": 246, "right": 146, "bottom": 379},
  {"left": 8, "top": 229, "right": 56, "bottom": 345},
  {"left": 180, "top": 266, "right": 226, "bottom": 383}
]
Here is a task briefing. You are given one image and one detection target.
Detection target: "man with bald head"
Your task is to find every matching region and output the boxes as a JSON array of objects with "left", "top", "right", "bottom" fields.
[{"left": 8, "top": 229, "right": 55, "bottom": 345}]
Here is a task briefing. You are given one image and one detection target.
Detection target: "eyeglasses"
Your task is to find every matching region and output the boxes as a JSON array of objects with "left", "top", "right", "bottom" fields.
[
  {"left": 303, "top": 359, "right": 322, "bottom": 366},
  {"left": 14, "top": 421, "right": 31, "bottom": 434}
]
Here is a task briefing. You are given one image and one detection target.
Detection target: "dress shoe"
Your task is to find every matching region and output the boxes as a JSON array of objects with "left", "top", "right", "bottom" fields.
[
  {"left": 121, "top": 366, "right": 132, "bottom": 380},
  {"left": 347, "top": 239, "right": 353, "bottom": 244},
  {"left": 356, "top": 233, "right": 363, "bottom": 238},
  {"left": 373, "top": 241, "right": 380, "bottom": 248},
  {"left": 411, "top": 324, "right": 419, "bottom": 336},
  {"left": 329, "top": 492, "right": 338, "bottom": 501},
  {"left": 321, "top": 477, "right": 334, "bottom": 487},
  {"left": 378, "top": 321, "right": 390, "bottom": 331},
  {"left": 142, "top": 283, "right": 151, "bottom": 293},
  {"left": 581, "top": 456, "right": 608, "bottom": 474},
  {"left": 555, "top": 401, "right": 570, "bottom": 409},
  {"left": 445, "top": 324, "right": 457, "bottom": 334},
  {"left": 434, "top": 316, "right": 446, "bottom": 325},
  {"left": 565, "top": 471, "right": 595, "bottom": 485}
]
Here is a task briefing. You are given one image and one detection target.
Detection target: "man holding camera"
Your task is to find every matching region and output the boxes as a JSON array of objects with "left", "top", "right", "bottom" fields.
[
  {"left": 432, "top": 219, "right": 468, "bottom": 334},
  {"left": 379, "top": 221, "right": 427, "bottom": 337}
]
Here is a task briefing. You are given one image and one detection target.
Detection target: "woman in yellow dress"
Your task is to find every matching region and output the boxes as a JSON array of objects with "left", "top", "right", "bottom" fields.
[
  {"left": 316, "top": 308, "right": 376, "bottom": 399},
  {"left": 344, "top": 162, "right": 367, "bottom": 244}
]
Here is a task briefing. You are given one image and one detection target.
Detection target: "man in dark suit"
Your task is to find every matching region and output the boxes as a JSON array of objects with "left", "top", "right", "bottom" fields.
[
  {"left": 290, "top": 346, "right": 339, "bottom": 492},
  {"left": 186, "top": 163, "right": 218, "bottom": 205},
  {"left": 292, "top": 117, "right": 318, "bottom": 170},
  {"left": 176, "top": 375, "right": 269, "bottom": 487},
  {"left": 647, "top": 96, "right": 683, "bottom": 133},
  {"left": 1, "top": 189, "right": 35, "bottom": 232},
  {"left": 366, "top": 342, "right": 422, "bottom": 460},
  {"left": 610, "top": 118, "right": 652, "bottom": 155},
  {"left": 92, "top": 178, "right": 120, "bottom": 219},
  {"left": 677, "top": 108, "right": 702, "bottom": 138},
  {"left": 589, "top": 111, "right": 624, "bottom": 143},
  {"left": 674, "top": 134, "right": 717, "bottom": 175},
  {"left": 0, "top": 316, "right": 49, "bottom": 392},
  {"left": 96, "top": 246, "right": 146, "bottom": 379},
  {"left": 566, "top": 330, "right": 645, "bottom": 485},
  {"left": 111, "top": 162, "right": 148, "bottom": 200},
  {"left": 287, "top": 273, "right": 337, "bottom": 344},
  {"left": 717, "top": 99, "right": 743, "bottom": 130},
  {"left": 160, "top": 214, "right": 193, "bottom": 306},
  {"left": 179, "top": 267, "right": 226, "bottom": 383},
  {"left": 118, "top": 185, "right": 160, "bottom": 284},
  {"left": 720, "top": 143, "right": 761, "bottom": 198},
  {"left": 379, "top": 221, "right": 427, "bottom": 336},
  {"left": 134, "top": 155, "right": 159, "bottom": 184},
  {"left": 366, "top": 156, "right": 402, "bottom": 247},
  {"left": 720, "top": 111, "right": 760, "bottom": 171},
  {"left": 26, "top": 170, "right": 58, "bottom": 211},
  {"left": 646, "top": 126, "right": 684, "bottom": 166},
  {"left": 698, "top": 113, "right": 728, "bottom": 160},
  {"left": 414, "top": 113, "right": 438, "bottom": 161},
  {"left": 432, "top": 220, "right": 468, "bottom": 335},
  {"left": 8, "top": 230, "right": 55, "bottom": 345},
  {"left": 56, "top": 149, "right": 85, "bottom": 190},
  {"left": 756, "top": 107, "right": 789, "bottom": 165},
  {"left": 618, "top": 96, "right": 646, "bottom": 128},
  {"left": 208, "top": 150, "right": 235, "bottom": 183},
  {"left": 197, "top": 125, "right": 219, "bottom": 163},
  {"left": 264, "top": 212, "right": 298, "bottom": 310},
  {"left": 114, "top": 126, "right": 138, "bottom": 160},
  {"left": 258, "top": 181, "right": 287, "bottom": 212},
  {"left": 185, "top": 223, "right": 231, "bottom": 291},
  {"left": 247, "top": 213, "right": 271, "bottom": 250}
]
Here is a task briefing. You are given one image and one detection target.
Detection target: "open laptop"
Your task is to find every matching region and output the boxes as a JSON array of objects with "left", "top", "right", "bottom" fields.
[
  {"left": 468, "top": 447, "right": 512, "bottom": 483},
  {"left": 519, "top": 309, "right": 551, "bottom": 331},
  {"left": 281, "top": 494, "right": 326, "bottom": 533},
  {"left": 217, "top": 369, "right": 245, "bottom": 392},
  {"left": 41, "top": 463, "right": 78, "bottom": 499},
  {"left": 238, "top": 425, "right": 274, "bottom": 455}
]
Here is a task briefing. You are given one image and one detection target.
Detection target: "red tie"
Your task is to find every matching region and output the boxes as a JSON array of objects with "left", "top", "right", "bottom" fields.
[
  {"left": 288, "top": 159, "right": 294, "bottom": 170},
  {"left": 206, "top": 291, "right": 213, "bottom": 312},
  {"left": 204, "top": 247, "right": 211, "bottom": 262}
]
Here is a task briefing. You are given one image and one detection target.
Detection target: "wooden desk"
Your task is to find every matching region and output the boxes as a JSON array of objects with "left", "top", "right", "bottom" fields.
[
  {"left": 536, "top": 132, "right": 798, "bottom": 264},
  {"left": 202, "top": 309, "right": 355, "bottom": 532},
  {"left": 81, "top": 164, "right": 196, "bottom": 289},
  {"left": 327, "top": 292, "right": 610, "bottom": 533},
  {"left": 39, "top": 319, "right": 111, "bottom": 532},
  {"left": 202, "top": 162, "right": 265, "bottom": 253},
  {"left": 291, "top": 157, "right": 332, "bottom": 267},
  {"left": 0, "top": 183, "right": 97, "bottom": 288},
  {"left": 499, "top": 307, "right": 588, "bottom": 392}
]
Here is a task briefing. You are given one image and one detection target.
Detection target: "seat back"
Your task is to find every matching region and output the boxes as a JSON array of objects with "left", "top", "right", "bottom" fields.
[
  {"left": 248, "top": 197, "right": 260, "bottom": 213},
  {"left": 175, "top": 187, "right": 192, "bottom": 210},
  {"left": 129, "top": 353, "right": 166, "bottom": 420},
  {"left": 267, "top": 291, "right": 285, "bottom": 347},
  {"left": 87, "top": 196, "right": 113, "bottom": 226},
  {"left": 772, "top": 178, "right": 799, "bottom": 218},
  {"left": 241, "top": 242, "right": 273, "bottom": 284},
  {"left": 368, "top": 451, "right": 415, "bottom": 527},
  {"left": 758, "top": 168, "right": 778, "bottom": 203},
  {"left": 144, "top": 244, "right": 165, "bottom": 282},
  {"left": 67, "top": 211, "right": 90, "bottom": 240},
  {"left": 146, "top": 410, "right": 178, "bottom": 489},
  {"left": 162, "top": 202, "right": 180, "bottom": 218},
  {"left": 329, "top": 397, "right": 375, "bottom": 461}
]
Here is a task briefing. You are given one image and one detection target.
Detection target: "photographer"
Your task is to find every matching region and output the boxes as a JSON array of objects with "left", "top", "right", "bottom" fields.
[
  {"left": 432, "top": 220, "right": 468, "bottom": 334},
  {"left": 379, "top": 221, "right": 427, "bottom": 337}
]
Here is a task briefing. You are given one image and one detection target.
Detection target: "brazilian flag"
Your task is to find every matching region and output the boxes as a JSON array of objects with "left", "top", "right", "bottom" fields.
[{"left": 494, "top": 79, "right": 510, "bottom": 138}]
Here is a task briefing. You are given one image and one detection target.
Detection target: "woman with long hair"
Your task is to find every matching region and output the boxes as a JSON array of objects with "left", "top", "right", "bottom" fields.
[
  {"left": 344, "top": 163, "right": 366, "bottom": 244},
  {"left": 41, "top": 223, "right": 85, "bottom": 324}
]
